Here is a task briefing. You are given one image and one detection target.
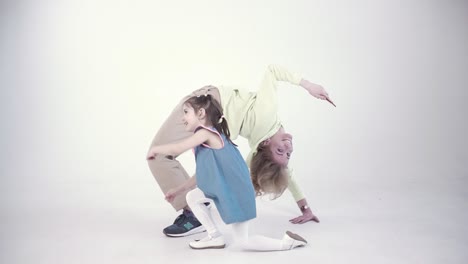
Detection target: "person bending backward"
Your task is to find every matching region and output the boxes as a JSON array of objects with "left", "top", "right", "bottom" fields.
[
  {"left": 147, "top": 94, "right": 308, "bottom": 250},
  {"left": 147, "top": 64, "right": 334, "bottom": 237}
]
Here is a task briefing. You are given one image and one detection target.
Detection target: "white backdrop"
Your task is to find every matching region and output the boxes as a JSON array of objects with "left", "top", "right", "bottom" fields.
[{"left": 1, "top": 1, "right": 467, "bottom": 263}]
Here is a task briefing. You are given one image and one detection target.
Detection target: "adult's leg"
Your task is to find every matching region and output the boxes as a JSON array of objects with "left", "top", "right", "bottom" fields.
[
  {"left": 147, "top": 86, "right": 221, "bottom": 211},
  {"left": 147, "top": 98, "right": 192, "bottom": 211}
]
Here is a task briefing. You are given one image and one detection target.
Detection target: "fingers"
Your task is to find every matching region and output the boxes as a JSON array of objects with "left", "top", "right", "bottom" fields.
[
  {"left": 325, "top": 97, "right": 336, "bottom": 107},
  {"left": 289, "top": 216, "right": 307, "bottom": 224},
  {"left": 317, "top": 93, "right": 329, "bottom": 101},
  {"left": 289, "top": 217, "right": 301, "bottom": 224},
  {"left": 289, "top": 215, "right": 320, "bottom": 224},
  {"left": 290, "top": 217, "right": 306, "bottom": 224}
]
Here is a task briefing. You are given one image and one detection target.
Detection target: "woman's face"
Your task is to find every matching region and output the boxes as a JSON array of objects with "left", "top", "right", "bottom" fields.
[{"left": 266, "top": 127, "right": 294, "bottom": 166}]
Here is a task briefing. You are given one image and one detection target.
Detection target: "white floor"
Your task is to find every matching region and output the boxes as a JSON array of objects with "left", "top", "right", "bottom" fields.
[{"left": 2, "top": 156, "right": 467, "bottom": 264}]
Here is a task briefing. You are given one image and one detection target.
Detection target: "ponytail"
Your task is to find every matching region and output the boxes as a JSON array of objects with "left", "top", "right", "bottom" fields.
[{"left": 185, "top": 94, "right": 237, "bottom": 146}]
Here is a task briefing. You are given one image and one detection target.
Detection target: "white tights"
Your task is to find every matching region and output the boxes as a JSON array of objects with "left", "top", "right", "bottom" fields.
[{"left": 186, "top": 188, "right": 292, "bottom": 251}]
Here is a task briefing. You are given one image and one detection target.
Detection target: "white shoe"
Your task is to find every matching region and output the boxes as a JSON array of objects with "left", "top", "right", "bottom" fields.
[
  {"left": 283, "top": 231, "right": 307, "bottom": 249},
  {"left": 189, "top": 235, "right": 226, "bottom": 250}
]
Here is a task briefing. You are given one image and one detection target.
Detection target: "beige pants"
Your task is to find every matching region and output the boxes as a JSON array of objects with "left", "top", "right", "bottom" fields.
[{"left": 147, "top": 86, "right": 221, "bottom": 211}]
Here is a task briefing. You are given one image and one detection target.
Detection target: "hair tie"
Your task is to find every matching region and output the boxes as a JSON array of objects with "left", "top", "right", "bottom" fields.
[{"left": 217, "top": 115, "right": 225, "bottom": 124}]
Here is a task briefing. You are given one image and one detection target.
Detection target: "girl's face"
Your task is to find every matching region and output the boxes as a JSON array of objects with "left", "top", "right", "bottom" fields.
[
  {"left": 266, "top": 127, "right": 294, "bottom": 166},
  {"left": 182, "top": 104, "right": 203, "bottom": 132}
]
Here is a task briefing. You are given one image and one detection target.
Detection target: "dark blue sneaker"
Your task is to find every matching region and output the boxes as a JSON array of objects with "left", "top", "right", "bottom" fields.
[{"left": 163, "top": 209, "right": 206, "bottom": 237}]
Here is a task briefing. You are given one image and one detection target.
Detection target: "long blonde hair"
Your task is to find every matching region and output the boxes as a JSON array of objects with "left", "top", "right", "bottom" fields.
[{"left": 250, "top": 144, "right": 289, "bottom": 199}]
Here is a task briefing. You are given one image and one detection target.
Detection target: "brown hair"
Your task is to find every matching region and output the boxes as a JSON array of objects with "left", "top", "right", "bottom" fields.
[
  {"left": 250, "top": 144, "right": 289, "bottom": 199},
  {"left": 184, "top": 94, "right": 236, "bottom": 146}
]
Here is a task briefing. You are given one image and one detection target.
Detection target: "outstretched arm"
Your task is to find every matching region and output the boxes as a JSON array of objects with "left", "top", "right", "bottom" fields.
[
  {"left": 258, "top": 64, "right": 335, "bottom": 107},
  {"left": 146, "top": 129, "right": 212, "bottom": 159},
  {"left": 287, "top": 175, "right": 320, "bottom": 224},
  {"left": 300, "top": 79, "right": 336, "bottom": 107}
]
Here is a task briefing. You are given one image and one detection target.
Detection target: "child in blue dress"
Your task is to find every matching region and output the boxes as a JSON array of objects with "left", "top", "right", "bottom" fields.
[{"left": 147, "top": 93, "right": 307, "bottom": 250}]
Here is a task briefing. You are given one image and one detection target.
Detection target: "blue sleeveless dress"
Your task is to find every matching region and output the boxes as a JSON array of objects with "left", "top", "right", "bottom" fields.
[{"left": 194, "top": 126, "right": 256, "bottom": 224}]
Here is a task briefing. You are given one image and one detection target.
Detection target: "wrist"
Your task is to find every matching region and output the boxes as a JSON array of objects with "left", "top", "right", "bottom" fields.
[
  {"left": 300, "top": 204, "right": 310, "bottom": 213},
  {"left": 299, "top": 79, "right": 308, "bottom": 90}
]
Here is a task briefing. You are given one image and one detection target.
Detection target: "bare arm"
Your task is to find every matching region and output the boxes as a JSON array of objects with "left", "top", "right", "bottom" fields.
[
  {"left": 285, "top": 171, "right": 320, "bottom": 224},
  {"left": 146, "top": 129, "right": 213, "bottom": 159},
  {"left": 300, "top": 79, "right": 336, "bottom": 106},
  {"left": 289, "top": 198, "right": 320, "bottom": 224}
]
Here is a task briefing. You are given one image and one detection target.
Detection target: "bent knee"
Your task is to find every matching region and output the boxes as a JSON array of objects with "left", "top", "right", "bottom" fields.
[
  {"left": 185, "top": 189, "right": 201, "bottom": 205},
  {"left": 185, "top": 189, "right": 196, "bottom": 202},
  {"left": 186, "top": 189, "right": 209, "bottom": 205}
]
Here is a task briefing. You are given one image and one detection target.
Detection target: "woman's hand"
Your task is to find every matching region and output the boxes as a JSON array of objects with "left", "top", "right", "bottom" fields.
[
  {"left": 289, "top": 209, "right": 320, "bottom": 224},
  {"left": 300, "top": 79, "right": 335, "bottom": 106}
]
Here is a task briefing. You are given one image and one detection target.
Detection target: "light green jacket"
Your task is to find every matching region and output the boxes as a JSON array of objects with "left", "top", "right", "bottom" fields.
[{"left": 218, "top": 64, "right": 305, "bottom": 201}]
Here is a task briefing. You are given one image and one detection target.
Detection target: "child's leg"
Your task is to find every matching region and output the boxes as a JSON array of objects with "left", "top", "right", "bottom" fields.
[
  {"left": 186, "top": 188, "right": 221, "bottom": 237},
  {"left": 186, "top": 188, "right": 226, "bottom": 249},
  {"left": 231, "top": 221, "right": 307, "bottom": 251}
]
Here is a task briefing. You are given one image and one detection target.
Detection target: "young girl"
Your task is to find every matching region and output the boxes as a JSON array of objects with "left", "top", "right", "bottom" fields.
[{"left": 147, "top": 94, "right": 307, "bottom": 250}]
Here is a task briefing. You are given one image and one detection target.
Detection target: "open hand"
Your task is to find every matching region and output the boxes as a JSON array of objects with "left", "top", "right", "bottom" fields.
[{"left": 289, "top": 210, "right": 320, "bottom": 224}]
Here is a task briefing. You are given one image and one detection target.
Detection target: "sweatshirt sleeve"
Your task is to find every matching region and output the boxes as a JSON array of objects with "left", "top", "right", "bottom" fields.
[
  {"left": 247, "top": 64, "right": 303, "bottom": 151},
  {"left": 254, "top": 64, "right": 303, "bottom": 106},
  {"left": 287, "top": 169, "right": 305, "bottom": 202}
]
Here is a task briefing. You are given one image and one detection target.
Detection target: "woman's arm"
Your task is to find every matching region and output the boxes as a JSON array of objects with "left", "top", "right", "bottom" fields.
[
  {"left": 287, "top": 173, "right": 320, "bottom": 224},
  {"left": 264, "top": 64, "right": 333, "bottom": 103},
  {"left": 300, "top": 78, "right": 334, "bottom": 104},
  {"left": 290, "top": 198, "right": 320, "bottom": 224}
]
